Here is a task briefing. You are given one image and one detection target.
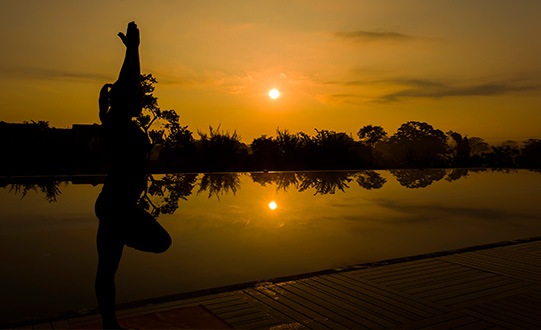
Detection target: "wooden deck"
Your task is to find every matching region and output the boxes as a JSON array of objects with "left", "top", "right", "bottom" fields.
[{"left": 12, "top": 239, "right": 541, "bottom": 329}]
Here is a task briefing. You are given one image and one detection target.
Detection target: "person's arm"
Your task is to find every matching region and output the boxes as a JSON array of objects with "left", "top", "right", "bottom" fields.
[
  {"left": 111, "top": 21, "right": 142, "bottom": 118},
  {"left": 116, "top": 21, "right": 140, "bottom": 87}
]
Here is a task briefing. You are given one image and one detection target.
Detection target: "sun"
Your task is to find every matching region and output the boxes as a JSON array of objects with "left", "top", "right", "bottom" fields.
[
  {"left": 268, "top": 201, "right": 278, "bottom": 210},
  {"left": 268, "top": 88, "right": 280, "bottom": 100}
]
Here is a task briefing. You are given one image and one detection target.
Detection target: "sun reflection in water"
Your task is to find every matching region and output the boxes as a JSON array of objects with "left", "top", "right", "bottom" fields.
[{"left": 268, "top": 201, "right": 278, "bottom": 210}]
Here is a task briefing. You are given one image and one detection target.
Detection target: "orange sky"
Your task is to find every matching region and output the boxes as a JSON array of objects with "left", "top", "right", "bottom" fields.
[{"left": 1, "top": 0, "right": 540, "bottom": 143}]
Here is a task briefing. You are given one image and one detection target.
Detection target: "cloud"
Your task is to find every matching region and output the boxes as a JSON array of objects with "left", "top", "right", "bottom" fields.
[
  {"left": 0, "top": 65, "right": 112, "bottom": 82},
  {"left": 323, "top": 77, "right": 541, "bottom": 104},
  {"left": 378, "top": 79, "right": 540, "bottom": 102},
  {"left": 335, "top": 30, "right": 414, "bottom": 42},
  {"left": 323, "top": 93, "right": 366, "bottom": 105}
]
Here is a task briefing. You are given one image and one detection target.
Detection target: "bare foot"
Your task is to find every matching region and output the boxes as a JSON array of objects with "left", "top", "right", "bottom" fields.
[{"left": 102, "top": 320, "right": 128, "bottom": 329}]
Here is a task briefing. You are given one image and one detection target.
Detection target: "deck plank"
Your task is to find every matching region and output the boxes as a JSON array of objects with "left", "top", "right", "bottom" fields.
[
  {"left": 293, "top": 279, "right": 396, "bottom": 328},
  {"left": 312, "top": 275, "right": 419, "bottom": 324},
  {"left": 403, "top": 272, "right": 495, "bottom": 295},
  {"left": 350, "top": 259, "right": 452, "bottom": 279},
  {"left": 225, "top": 313, "right": 279, "bottom": 328},
  {"left": 504, "top": 241, "right": 541, "bottom": 254},
  {"left": 332, "top": 273, "right": 446, "bottom": 316},
  {"left": 392, "top": 310, "right": 492, "bottom": 330},
  {"left": 439, "top": 282, "right": 536, "bottom": 310},
  {"left": 243, "top": 287, "right": 329, "bottom": 329},
  {"left": 418, "top": 276, "right": 520, "bottom": 301},
  {"left": 50, "top": 320, "right": 71, "bottom": 330},
  {"left": 463, "top": 288, "right": 541, "bottom": 329},
  {"left": 373, "top": 267, "right": 484, "bottom": 289},
  {"left": 229, "top": 316, "right": 283, "bottom": 329},
  {"left": 31, "top": 322, "right": 53, "bottom": 329},
  {"left": 277, "top": 281, "right": 380, "bottom": 329},
  {"left": 471, "top": 249, "right": 541, "bottom": 271},
  {"left": 442, "top": 253, "right": 541, "bottom": 283},
  {"left": 252, "top": 284, "right": 348, "bottom": 329},
  {"left": 365, "top": 265, "right": 471, "bottom": 284},
  {"left": 113, "top": 292, "right": 242, "bottom": 319}
]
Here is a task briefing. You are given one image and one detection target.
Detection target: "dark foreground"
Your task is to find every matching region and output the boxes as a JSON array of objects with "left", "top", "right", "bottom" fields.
[{"left": 7, "top": 237, "right": 541, "bottom": 329}]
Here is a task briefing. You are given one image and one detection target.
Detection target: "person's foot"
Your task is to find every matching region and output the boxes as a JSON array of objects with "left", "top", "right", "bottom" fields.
[
  {"left": 118, "top": 21, "right": 139, "bottom": 48},
  {"left": 102, "top": 320, "right": 128, "bottom": 329},
  {"left": 102, "top": 315, "right": 128, "bottom": 330}
]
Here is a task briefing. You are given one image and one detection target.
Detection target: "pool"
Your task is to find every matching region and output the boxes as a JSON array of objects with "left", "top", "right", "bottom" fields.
[{"left": 1, "top": 169, "right": 540, "bottom": 324}]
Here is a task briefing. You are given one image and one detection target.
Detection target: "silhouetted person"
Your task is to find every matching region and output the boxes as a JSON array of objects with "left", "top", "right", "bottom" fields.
[{"left": 95, "top": 22, "right": 171, "bottom": 330}]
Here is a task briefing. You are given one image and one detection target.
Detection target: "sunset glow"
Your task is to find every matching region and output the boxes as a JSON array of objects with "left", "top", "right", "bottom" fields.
[{"left": 1, "top": 1, "right": 540, "bottom": 143}]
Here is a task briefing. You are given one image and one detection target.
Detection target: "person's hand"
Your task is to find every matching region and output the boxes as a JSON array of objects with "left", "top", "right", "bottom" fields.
[{"left": 118, "top": 21, "right": 140, "bottom": 48}]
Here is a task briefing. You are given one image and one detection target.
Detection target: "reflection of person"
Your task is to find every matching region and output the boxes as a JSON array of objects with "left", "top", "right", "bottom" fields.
[{"left": 94, "top": 22, "right": 171, "bottom": 329}]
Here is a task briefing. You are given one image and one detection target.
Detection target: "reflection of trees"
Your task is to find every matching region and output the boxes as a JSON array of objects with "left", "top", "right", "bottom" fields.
[
  {"left": 1, "top": 169, "right": 484, "bottom": 209},
  {"left": 274, "top": 172, "right": 299, "bottom": 191},
  {"left": 297, "top": 172, "right": 353, "bottom": 195},
  {"left": 138, "top": 174, "right": 197, "bottom": 217},
  {"left": 0, "top": 178, "right": 64, "bottom": 203},
  {"left": 391, "top": 169, "right": 447, "bottom": 188},
  {"left": 488, "top": 168, "right": 518, "bottom": 174},
  {"left": 197, "top": 173, "right": 241, "bottom": 199},
  {"left": 251, "top": 169, "right": 479, "bottom": 191},
  {"left": 251, "top": 171, "right": 355, "bottom": 194},
  {"left": 445, "top": 168, "right": 469, "bottom": 182},
  {"left": 250, "top": 172, "right": 298, "bottom": 191},
  {"left": 356, "top": 171, "right": 386, "bottom": 190}
]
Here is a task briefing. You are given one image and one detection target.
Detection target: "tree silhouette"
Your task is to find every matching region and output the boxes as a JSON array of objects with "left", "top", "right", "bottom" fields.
[
  {"left": 468, "top": 137, "right": 490, "bottom": 156},
  {"left": 520, "top": 139, "right": 541, "bottom": 168},
  {"left": 135, "top": 73, "right": 160, "bottom": 134},
  {"left": 447, "top": 131, "right": 471, "bottom": 167},
  {"left": 484, "top": 141, "right": 520, "bottom": 168},
  {"left": 197, "top": 125, "right": 246, "bottom": 171},
  {"left": 159, "top": 110, "right": 194, "bottom": 149},
  {"left": 357, "top": 125, "right": 387, "bottom": 167},
  {"left": 275, "top": 129, "right": 305, "bottom": 169},
  {"left": 135, "top": 73, "right": 194, "bottom": 155},
  {"left": 251, "top": 135, "right": 280, "bottom": 170},
  {"left": 312, "top": 129, "right": 357, "bottom": 169},
  {"left": 389, "top": 121, "right": 449, "bottom": 167},
  {"left": 357, "top": 125, "right": 387, "bottom": 145}
]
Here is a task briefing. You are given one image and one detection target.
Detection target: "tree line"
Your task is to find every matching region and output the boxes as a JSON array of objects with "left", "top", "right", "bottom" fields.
[
  {"left": 1, "top": 73, "right": 540, "bottom": 175},
  {"left": 136, "top": 74, "right": 541, "bottom": 172}
]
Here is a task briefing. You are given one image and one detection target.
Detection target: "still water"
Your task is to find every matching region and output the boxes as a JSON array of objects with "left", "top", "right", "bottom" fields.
[{"left": 1, "top": 169, "right": 540, "bottom": 324}]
